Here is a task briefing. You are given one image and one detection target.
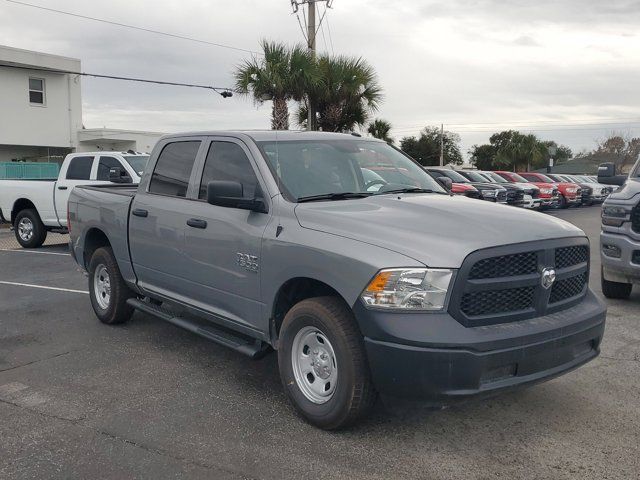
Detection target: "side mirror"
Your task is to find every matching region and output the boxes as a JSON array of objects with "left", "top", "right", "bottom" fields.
[
  {"left": 207, "top": 181, "right": 267, "bottom": 213},
  {"left": 436, "top": 177, "right": 453, "bottom": 191},
  {"left": 598, "top": 162, "right": 626, "bottom": 186},
  {"left": 109, "top": 166, "right": 132, "bottom": 184}
]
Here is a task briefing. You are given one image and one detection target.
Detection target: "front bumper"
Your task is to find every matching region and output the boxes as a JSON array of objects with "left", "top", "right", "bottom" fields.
[
  {"left": 601, "top": 231, "right": 640, "bottom": 284},
  {"left": 354, "top": 290, "right": 606, "bottom": 401},
  {"left": 521, "top": 195, "right": 542, "bottom": 209}
]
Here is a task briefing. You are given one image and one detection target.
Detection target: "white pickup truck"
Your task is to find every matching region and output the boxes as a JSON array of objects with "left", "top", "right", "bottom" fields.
[{"left": 0, "top": 151, "right": 149, "bottom": 248}]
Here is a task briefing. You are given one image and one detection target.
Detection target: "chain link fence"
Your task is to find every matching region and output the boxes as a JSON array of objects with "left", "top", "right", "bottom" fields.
[{"left": 0, "top": 228, "right": 69, "bottom": 250}]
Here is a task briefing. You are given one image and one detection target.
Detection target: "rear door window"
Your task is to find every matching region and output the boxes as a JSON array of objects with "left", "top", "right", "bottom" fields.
[
  {"left": 97, "top": 156, "right": 123, "bottom": 181},
  {"left": 149, "top": 141, "right": 201, "bottom": 197},
  {"left": 66, "top": 156, "right": 94, "bottom": 180}
]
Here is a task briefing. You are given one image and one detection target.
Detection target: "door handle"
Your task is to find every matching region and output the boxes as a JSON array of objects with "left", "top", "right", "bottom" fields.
[
  {"left": 57, "top": 186, "right": 68, "bottom": 190},
  {"left": 186, "top": 218, "right": 207, "bottom": 229},
  {"left": 132, "top": 208, "right": 148, "bottom": 218}
]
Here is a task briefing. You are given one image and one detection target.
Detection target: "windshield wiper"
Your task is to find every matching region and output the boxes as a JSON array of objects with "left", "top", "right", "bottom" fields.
[
  {"left": 297, "top": 192, "right": 372, "bottom": 203},
  {"left": 374, "top": 187, "right": 438, "bottom": 195}
]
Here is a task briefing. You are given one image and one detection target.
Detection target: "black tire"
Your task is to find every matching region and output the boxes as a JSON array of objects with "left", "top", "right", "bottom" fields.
[
  {"left": 278, "top": 296, "right": 377, "bottom": 430},
  {"left": 13, "top": 209, "right": 47, "bottom": 248},
  {"left": 601, "top": 267, "right": 632, "bottom": 299},
  {"left": 559, "top": 195, "right": 568, "bottom": 209},
  {"left": 88, "top": 247, "right": 134, "bottom": 324}
]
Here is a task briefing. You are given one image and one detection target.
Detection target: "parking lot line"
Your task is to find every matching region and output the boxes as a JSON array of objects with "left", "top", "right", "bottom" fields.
[
  {"left": 0, "top": 281, "right": 88, "bottom": 294},
  {"left": 0, "top": 248, "right": 70, "bottom": 256}
]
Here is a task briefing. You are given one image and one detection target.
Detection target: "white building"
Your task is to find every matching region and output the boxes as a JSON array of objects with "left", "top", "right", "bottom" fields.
[{"left": 0, "top": 45, "right": 163, "bottom": 164}]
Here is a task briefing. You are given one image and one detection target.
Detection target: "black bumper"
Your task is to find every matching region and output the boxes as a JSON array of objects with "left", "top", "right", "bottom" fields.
[{"left": 353, "top": 290, "right": 606, "bottom": 401}]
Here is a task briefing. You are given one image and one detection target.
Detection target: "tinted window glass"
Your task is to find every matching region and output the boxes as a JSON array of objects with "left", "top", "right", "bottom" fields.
[
  {"left": 149, "top": 141, "right": 200, "bottom": 197},
  {"left": 97, "top": 156, "right": 122, "bottom": 181},
  {"left": 66, "top": 156, "right": 94, "bottom": 180},
  {"left": 259, "top": 140, "right": 444, "bottom": 200},
  {"left": 199, "top": 142, "right": 259, "bottom": 200}
]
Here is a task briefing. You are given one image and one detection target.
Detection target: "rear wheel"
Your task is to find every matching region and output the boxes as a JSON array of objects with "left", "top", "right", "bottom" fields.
[
  {"left": 601, "top": 267, "right": 632, "bottom": 299},
  {"left": 88, "top": 247, "right": 134, "bottom": 324},
  {"left": 278, "top": 297, "right": 377, "bottom": 430},
  {"left": 14, "top": 209, "right": 47, "bottom": 248}
]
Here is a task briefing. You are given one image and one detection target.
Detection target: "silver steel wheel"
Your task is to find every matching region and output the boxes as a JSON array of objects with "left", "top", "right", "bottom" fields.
[
  {"left": 93, "top": 264, "right": 111, "bottom": 310},
  {"left": 17, "top": 217, "right": 34, "bottom": 242},
  {"left": 291, "top": 326, "right": 338, "bottom": 404}
]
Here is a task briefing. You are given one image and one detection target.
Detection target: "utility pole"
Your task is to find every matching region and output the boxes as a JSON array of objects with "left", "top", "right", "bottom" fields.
[
  {"left": 291, "top": 0, "right": 332, "bottom": 131},
  {"left": 307, "top": 0, "right": 316, "bottom": 131},
  {"left": 439, "top": 123, "right": 444, "bottom": 166}
]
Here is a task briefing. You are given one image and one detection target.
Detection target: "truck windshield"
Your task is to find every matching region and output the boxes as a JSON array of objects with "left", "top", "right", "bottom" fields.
[
  {"left": 122, "top": 155, "right": 150, "bottom": 176},
  {"left": 258, "top": 140, "right": 445, "bottom": 201},
  {"left": 462, "top": 171, "right": 489, "bottom": 182},
  {"left": 482, "top": 172, "right": 508, "bottom": 183}
]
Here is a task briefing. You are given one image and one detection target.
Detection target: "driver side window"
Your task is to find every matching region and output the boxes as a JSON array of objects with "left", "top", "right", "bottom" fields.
[{"left": 199, "top": 141, "right": 259, "bottom": 200}]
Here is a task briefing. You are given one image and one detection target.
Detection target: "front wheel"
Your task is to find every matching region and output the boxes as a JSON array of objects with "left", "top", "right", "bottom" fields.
[
  {"left": 14, "top": 209, "right": 47, "bottom": 248},
  {"left": 278, "top": 297, "right": 377, "bottom": 430},
  {"left": 601, "top": 267, "right": 632, "bottom": 299},
  {"left": 88, "top": 247, "right": 134, "bottom": 324},
  {"left": 559, "top": 195, "right": 568, "bottom": 209}
]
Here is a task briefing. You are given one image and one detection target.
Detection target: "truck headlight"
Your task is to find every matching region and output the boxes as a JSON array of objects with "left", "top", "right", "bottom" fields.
[
  {"left": 602, "top": 205, "right": 629, "bottom": 227},
  {"left": 540, "top": 187, "right": 553, "bottom": 195},
  {"left": 483, "top": 189, "right": 497, "bottom": 197},
  {"left": 361, "top": 268, "right": 454, "bottom": 311}
]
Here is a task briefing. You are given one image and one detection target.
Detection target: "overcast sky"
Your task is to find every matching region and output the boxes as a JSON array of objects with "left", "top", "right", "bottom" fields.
[{"left": 2, "top": 0, "right": 640, "bottom": 157}]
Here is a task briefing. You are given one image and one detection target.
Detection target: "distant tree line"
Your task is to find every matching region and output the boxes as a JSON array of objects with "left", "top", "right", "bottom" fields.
[{"left": 468, "top": 131, "right": 572, "bottom": 171}]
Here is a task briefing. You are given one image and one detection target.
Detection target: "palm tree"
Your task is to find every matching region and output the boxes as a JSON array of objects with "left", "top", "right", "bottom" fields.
[
  {"left": 234, "top": 40, "right": 317, "bottom": 130},
  {"left": 297, "top": 55, "right": 383, "bottom": 132},
  {"left": 367, "top": 119, "right": 393, "bottom": 144},
  {"left": 495, "top": 132, "right": 547, "bottom": 171}
]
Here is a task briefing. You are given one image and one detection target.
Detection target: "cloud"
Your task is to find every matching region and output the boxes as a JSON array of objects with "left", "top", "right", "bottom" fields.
[{"left": 1, "top": 0, "right": 639, "bottom": 156}]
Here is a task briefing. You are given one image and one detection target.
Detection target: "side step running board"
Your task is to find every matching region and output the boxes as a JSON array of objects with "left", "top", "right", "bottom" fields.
[{"left": 127, "top": 298, "right": 270, "bottom": 359}]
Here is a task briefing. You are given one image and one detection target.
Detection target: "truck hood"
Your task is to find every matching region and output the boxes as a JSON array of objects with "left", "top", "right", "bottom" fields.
[
  {"left": 606, "top": 178, "right": 640, "bottom": 202},
  {"left": 294, "top": 194, "right": 584, "bottom": 268}
]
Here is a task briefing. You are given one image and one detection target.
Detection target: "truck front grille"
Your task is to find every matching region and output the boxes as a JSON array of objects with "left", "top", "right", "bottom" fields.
[
  {"left": 632, "top": 203, "right": 640, "bottom": 233},
  {"left": 550, "top": 272, "right": 588, "bottom": 304},
  {"left": 461, "top": 286, "right": 535, "bottom": 317},
  {"left": 556, "top": 245, "right": 589, "bottom": 269},
  {"left": 469, "top": 251, "right": 537, "bottom": 279},
  {"left": 450, "top": 239, "right": 590, "bottom": 327}
]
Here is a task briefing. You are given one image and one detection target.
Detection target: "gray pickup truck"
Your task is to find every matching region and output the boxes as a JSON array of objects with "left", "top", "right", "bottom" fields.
[
  {"left": 69, "top": 131, "right": 606, "bottom": 429},
  {"left": 598, "top": 161, "right": 640, "bottom": 298}
]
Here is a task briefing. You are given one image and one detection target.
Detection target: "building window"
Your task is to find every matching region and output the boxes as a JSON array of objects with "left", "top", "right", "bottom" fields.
[{"left": 29, "top": 77, "right": 45, "bottom": 105}]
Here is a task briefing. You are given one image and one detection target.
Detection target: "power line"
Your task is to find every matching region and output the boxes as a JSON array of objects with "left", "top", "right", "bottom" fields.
[
  {"left": 393, "top": 117, "right": 640, "bottom": 131},
  {"left": 5, "top": 0, "right": 261, "bottom": 55},
  {"left": 325, "top": 9, "right": 335, "bottom": 55},
  {"left": 0, "top": 63, "right": 235, "bottom": 97}
]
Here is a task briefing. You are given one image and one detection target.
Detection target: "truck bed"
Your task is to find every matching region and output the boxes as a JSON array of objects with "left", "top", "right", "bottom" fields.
[{"left": 69, "top": 184, "right": 138, "bottom": 282}]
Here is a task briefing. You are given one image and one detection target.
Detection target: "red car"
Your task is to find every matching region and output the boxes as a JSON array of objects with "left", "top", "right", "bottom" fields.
[
  {"left": 494, "top": 171, "right": 560, "bottom": 209},
  {"left": 518, "top": 172, "right": 581, "bottom": 208}
]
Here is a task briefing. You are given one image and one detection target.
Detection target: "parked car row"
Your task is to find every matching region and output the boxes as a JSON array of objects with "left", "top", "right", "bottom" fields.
[{"left": 425, "top": 167, "right": 612, "bottom": 211}]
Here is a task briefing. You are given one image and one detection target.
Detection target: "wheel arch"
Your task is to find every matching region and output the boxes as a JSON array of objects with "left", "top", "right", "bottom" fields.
[
  {"left": 270, "top": 277, "right": 353, "bottom": 345},
  {"left": 11, "top": 198, "right": 38, "bottom": 225},
  {"left": 83, "top": 228, "right": 112, "bottom": 269}
]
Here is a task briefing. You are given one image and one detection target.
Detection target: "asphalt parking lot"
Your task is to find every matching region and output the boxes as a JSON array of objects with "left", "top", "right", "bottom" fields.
[{"left": 0, "top": 207, "right": 639, "bottom": 480}]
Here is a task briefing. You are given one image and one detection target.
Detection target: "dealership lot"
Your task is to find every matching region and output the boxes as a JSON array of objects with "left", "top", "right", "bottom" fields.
[{"left": 0, "top": 208, "right": 639, "bottom": 479}]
